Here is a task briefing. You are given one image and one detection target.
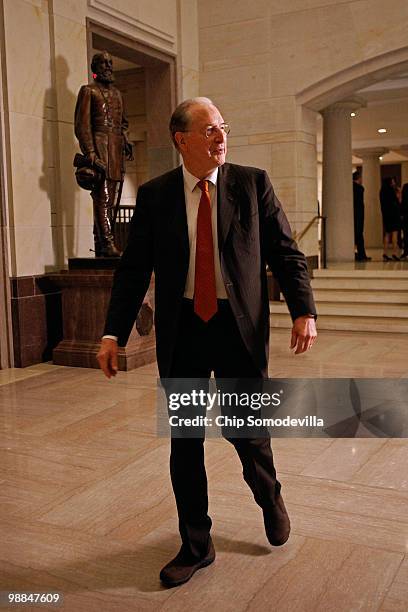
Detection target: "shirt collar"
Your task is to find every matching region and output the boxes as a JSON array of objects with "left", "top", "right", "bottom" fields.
[{"left": 182, "top": 165, "right": 218, "bottom": 193}]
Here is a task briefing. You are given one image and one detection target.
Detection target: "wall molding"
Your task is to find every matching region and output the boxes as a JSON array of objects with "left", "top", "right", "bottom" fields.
[{"left": 88, "top": 0, "right": 176, "bottom": 54}]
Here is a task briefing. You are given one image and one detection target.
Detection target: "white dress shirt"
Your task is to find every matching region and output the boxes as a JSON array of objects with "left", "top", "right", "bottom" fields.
[{"left": 182, "top": 165, "right": 228, "bottom": 299}]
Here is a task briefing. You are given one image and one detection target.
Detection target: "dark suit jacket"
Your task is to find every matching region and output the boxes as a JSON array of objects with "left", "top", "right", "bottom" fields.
[
  {"left": 104, "top": 162, "right": 316, "bottom": 377},
  {"left": 353, "top": 181, "right": 365, "bottom": 230}
]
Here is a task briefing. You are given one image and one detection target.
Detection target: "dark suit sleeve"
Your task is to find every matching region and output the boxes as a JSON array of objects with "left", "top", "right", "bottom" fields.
[
  {"left": 103, "top": 184, "right": 154, "bottom": 345},
  {"left": 258, "top": 170, "right": 317, "bottom": 321}
]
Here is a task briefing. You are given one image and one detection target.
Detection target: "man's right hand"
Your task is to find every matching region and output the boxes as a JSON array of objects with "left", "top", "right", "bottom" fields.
[{"left": 97, "top": 338, "right": 118, "bottom": 378}]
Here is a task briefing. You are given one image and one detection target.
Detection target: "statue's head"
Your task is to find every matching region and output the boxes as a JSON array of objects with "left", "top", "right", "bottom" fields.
[{"left": 91, "top": 51, "right": 114, "bottom": 84}]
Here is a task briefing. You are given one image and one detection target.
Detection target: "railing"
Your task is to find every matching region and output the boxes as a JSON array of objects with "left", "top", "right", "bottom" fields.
[
  {"left": 114, "top": 205, "right": 134, "bottom": 252},
  {"left": 293, "top": 215, "right": 327, "bottom": 269}
]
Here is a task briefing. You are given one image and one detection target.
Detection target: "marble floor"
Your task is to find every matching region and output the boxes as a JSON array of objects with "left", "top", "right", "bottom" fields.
[{"left": 1, "top": 328, "right": 408, "bottom": 611}]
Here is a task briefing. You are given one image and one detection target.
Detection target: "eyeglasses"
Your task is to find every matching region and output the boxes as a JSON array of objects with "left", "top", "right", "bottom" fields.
[
  {"left": 204, "top": 123, "right": 230, "bottom": 138},
  {"left": 182, "top": 123, "right": 231, "bottom": 138}
]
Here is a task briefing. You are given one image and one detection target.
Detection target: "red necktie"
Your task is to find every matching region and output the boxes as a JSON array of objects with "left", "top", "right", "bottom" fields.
[{"left": 194, "top": 180, "right": 218, "bottom": 322}]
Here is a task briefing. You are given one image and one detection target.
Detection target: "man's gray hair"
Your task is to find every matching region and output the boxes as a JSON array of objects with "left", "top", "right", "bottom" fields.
[{"left": 169, "top": 97, "right": 214, "bottom": 149}]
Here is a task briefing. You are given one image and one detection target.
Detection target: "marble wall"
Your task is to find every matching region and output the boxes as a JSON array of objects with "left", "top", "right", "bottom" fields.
[{"left": 198, "top": 0, "right": 408, "bottom": 256}]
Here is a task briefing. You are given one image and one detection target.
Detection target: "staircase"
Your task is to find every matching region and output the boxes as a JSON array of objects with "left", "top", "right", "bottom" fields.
[{"left": 270, "top": 268, "right": 408, "bottom": 333}]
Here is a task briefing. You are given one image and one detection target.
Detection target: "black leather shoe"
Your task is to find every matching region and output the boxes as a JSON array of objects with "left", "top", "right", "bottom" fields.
[
  {"left": 262, "top": 494, "right": 291, "bottom": 546},
  {"left": 160, "top": 540, "right": 215, "bottom": 587}
]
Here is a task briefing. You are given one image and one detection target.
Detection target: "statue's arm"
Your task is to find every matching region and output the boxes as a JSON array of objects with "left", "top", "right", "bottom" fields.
[{"left": 74, "top": 85, "right": 95, "bottom": 156}]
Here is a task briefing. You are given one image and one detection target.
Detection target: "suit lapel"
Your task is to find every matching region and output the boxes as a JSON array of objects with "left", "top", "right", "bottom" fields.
[
  {"left": 217, "top": 163, "right": 238, "bottom": 252},
  {"left": 165, "top": 166, "right": 189, "bottom": 262}
]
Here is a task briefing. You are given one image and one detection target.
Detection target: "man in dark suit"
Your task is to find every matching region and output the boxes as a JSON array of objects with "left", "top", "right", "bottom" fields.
[
  {"left": 97, "top": 97, "right": 317, "bottom": 587},
  {"left": 353, "top": 171, "right": 371, "bottom": 261}
]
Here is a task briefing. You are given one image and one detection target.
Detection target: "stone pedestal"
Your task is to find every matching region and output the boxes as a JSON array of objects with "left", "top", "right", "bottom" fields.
[{"left": 49, "top": 259, "right": 155, "bottom": 370}]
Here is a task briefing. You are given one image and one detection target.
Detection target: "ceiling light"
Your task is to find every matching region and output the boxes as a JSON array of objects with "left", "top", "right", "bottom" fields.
[
  {"left": 378, "top": 128, "right": 387, "bottom": 133},
  {"left": 350, "top": 112, "right": 356, "bottom": 117},
  {"left": 379, "top": 156, "right": 383, "bottom": 160}
]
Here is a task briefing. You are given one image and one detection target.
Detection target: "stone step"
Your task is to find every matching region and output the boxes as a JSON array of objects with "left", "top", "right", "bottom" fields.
[
  {"left": 269, "top": 312, "right": 408, "bottom": 333},
  {"left": 313, "top": 268, "right": 408, "bottom": 278},
  {"left": 311, "top": 277, "right": 408, "bottom": 290},
  {"left": 312, "top": 289, "right": 408, "bottom": 304},
  {"left": 270, "top": 300, "right": 408, "bottom": 318}
]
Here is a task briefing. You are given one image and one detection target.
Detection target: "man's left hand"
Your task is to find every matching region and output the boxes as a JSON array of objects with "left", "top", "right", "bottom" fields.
[{"left": 290, "top": 315, "right": 317, "bottom": 355}]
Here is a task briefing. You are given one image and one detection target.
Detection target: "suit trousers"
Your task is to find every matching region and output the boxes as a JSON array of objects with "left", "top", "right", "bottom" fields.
[
  {"left": 354, "top": 206, "right": 366, "bottom": 258},
  {"left": 167, "top": 298, "right": 281, "bottom": 560}
]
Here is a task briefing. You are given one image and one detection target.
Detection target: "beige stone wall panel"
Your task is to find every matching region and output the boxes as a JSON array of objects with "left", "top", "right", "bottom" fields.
[
  {"left": 53, "top": 16, "right": 88, "bottom": 125},
  {"left": 268, "top": 0, "right": 351, "bottom": 16},
  {"left": 201, "top": 52, "right": 271, "bottom": 75},
  {"left": 200, "top": 19, "right": 269, "bottom": 64},
  {"left": 226, "top": 144, "right": 271, "bottom": 173},
  {"left": 17, "top": 0, "right": 44, "bottom": 8},
  {"left": 198, "top": 0, "right": 271, "bottom": 28},
  {"left": 3, "top": 0, "right": 51, "bottom": 118},
  {"left": 52, "top": 0, "right": 88, "bottom": 24},
  {"left": 270, "top": 177, "right": 296, "bottom": 212},
  {"left": 295, "top": 177, "right": 319, "bottom": 215},
  {"left": 351, "top": 0, "right": 408, "bottom": 60},
  {"left": 200, "top": 62, "right": 271, "bottom": 104},
  {"left": 56, "top": 122, "right": 92, "bottom": 257},
  {"left": 296, "top": 105, "right": 317, "bottom": 137},
  {"left": 269, "top": 40, "right": 331, "bottom": 99},
  {"left": 221, "top": 98, "right": 297, "bottom": 138},
  {"left": 178, "top": 0, "right": 199, "bottom": 98},
  {"left": 270, "top": 141, "right": 297, "bottom": 178},
  {"left": 178, "top": 0, "right": 199, "bottom": 70},
  {"left": 296, "top": 141, "right": 318, "bottom": 179},
  {"left": 13, "top": 226, "right": 55, "bottom": 277},
  {"left": 269, "top": 4, "right": 363, "bottom": 85},
  {"left": 179, "top": 66, "right": 199, "bottom": 100},
  {"left": 8, "top": 113, "right": 51, "bottom": 229}
]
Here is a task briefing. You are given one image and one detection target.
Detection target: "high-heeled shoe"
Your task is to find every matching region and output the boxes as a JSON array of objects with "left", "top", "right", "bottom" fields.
[
  {"left": 383, "top": 254, "right": 392, "bottom": 261},
  {"left": 392, "top": 254, "right": 400, "bottom": 261}
]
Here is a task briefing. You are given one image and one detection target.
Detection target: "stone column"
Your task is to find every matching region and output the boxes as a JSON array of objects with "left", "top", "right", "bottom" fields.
[
  {"left": 402, "top": 161, "right": 408, "bottom": 187},
  {"left": 354, "top": 148, "right": 388, "bottom": 249},
  {"left": 321, "top": 98, "right": 365, "bottom": 262}
]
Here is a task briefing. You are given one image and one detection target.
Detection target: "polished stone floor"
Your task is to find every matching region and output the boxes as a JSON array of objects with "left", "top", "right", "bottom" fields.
[{"left": 1, "top": 328, "right": 408, "bottom": 611}]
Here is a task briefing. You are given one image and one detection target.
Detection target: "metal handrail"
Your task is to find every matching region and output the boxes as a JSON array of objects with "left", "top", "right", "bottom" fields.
[{"left": 293, "top": 214, "right": 327, "bottom": 269}]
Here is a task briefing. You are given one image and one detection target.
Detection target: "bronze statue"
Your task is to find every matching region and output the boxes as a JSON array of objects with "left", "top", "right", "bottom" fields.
[{"left": 74, "top": 51, "right": 133, "bottom": 257}]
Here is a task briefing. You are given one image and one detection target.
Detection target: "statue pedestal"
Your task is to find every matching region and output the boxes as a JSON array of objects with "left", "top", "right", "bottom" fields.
[{"left": 49, "top": 259, "right": 155, "bottom": 371}]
